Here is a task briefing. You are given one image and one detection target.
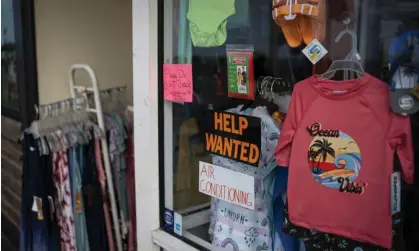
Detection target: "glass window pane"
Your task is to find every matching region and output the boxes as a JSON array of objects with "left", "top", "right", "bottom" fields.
[
  {"left": 160, "top": 0, "right": 419, "bottom": 250},
  {"left": 2, "top": 0, "right": 19, "bottom": 111}
]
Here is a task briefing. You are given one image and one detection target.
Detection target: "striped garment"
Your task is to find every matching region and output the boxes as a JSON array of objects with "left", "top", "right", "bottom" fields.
[{"left": 53, "top": 151, "right": 77, "bottom": 251}]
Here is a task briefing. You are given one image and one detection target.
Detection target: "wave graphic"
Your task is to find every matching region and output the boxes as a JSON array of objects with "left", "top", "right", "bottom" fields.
[
  {"left": 314, "top": 153, "right": 361, "bottom": 188},
  {"left": 334, "top": 153, "right": 361, "bottom": 180}
]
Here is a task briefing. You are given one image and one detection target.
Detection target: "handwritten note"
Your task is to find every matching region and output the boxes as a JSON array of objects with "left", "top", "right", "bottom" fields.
[{"left": 163, "top": 64, "right": 193, "bottom": 103}]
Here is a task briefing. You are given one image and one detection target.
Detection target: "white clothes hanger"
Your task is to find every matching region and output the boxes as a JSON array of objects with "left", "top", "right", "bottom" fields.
[
  {"left": 284, "top": 0, "right": 297, "bottom": 20},
  {"left": 68, "top": 64, "right": 124, "bottom": 251},
  {"left": 321, "top": 17, "right": 365, "bottom": 80}
]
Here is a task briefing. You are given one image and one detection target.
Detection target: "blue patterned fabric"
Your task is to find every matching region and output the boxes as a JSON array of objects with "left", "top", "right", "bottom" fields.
[
  {"left": 69, "top": 146, "right": 90, "bottom": 251},
  {"left": 272, "top": 167, "right": 302, "bottom": 251}
]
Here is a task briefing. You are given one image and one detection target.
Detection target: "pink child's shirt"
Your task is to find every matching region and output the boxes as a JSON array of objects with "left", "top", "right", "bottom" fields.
[{"left": 274, "top": 74, "right": 414, "bottom": 248}]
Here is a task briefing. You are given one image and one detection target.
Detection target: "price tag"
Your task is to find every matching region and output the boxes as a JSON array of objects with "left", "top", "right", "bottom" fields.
[
  {"left": 75, "top": 192, "right": 83, "bottom": 213},
  {"left": 302, "top": 39, "right": 328, "bottom": 64},
  {"left": 391, "top": 172, "right": 401, "bottom": 215},
  {"left": 32, "top": 196, "right": 44, "bottom": 220}
]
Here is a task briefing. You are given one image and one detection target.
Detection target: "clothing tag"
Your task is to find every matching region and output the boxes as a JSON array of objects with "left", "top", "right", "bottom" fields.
[
  {"left": 55, "top": 199, "right": 62, "bottom": 218},
  {"left": 391, "top": 172, "right": 401, "bottom": 215},
  {"left": 33, "top": 196, "right": 44, "bottom": 220},
  {"left": 121, "top": 216, "right": 128, "bottom": 236},
  {"left": 75, "top": 192, "right": 83, "bottom": 213},
  {"left": 54, "top": 189, "right": 61, "bottom": 216},
  {"left": 32, "top": 196, "right": 39, "bottom": 212},
  {"left": 48, "top": 196, "right": 55, "bottom": 216},
  {"left": 37, "top": 140, "right": 43, "bottom": 156},
  {"left": 302, "top": 39, "right": 328, "bottom": 64},
  {"left": 55, "top": 184, "right": 62, "bottom": 202}
]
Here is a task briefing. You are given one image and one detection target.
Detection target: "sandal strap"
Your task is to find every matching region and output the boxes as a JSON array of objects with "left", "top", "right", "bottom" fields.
[{"left": 272, "top": 0, "right": 320, "bottom": 18}]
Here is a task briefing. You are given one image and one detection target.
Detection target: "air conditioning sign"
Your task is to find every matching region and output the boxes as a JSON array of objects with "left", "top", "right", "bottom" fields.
[{"left": 198, "top": 161, "right": 255, "bottom": 210}]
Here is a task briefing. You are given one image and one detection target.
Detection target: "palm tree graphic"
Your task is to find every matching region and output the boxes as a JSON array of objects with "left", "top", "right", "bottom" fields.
[
  {"left": 338, "top": 239, "right": 348, "bottom": 248},
  {"left": 308, "top": 138, "right": 336, "bottom": 174}
]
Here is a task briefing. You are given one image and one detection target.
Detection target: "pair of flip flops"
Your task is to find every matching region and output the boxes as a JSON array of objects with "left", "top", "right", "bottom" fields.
[{"left": 272, "top": 0, "right": 325, "bottom": 48}]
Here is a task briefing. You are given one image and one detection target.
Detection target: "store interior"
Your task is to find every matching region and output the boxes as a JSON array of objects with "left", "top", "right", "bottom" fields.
[
  {"left": 163, "top": 0, "right": 419, "bottom": 250},
  {"left": 17, "top": 1, "right": 136, "bottom": 251},
  {"left": 9, "top": 0, "right": 419, "bottom": 250}
]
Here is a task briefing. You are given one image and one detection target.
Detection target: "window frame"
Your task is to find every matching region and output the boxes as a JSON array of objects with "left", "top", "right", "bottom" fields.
[
  {"left": 157, "top": 0, "right": 215, "bottom": 250},
  {"left": 2, "top": 0, "right": 39, "bottom": 129},
  {"left": 156, "top": 1, "right": 419, "bottom": 251}
]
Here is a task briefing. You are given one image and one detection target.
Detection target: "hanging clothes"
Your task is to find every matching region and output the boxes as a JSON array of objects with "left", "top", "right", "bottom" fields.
[
  {"left": 20, "top": 133, "right": 61, "bottom": 251},
  {"left": 125, "top": 127, "right": 137, "bottom": 251},
  {"left": 20, "top": 129, "right": 128, "bottom": 251},
  {"left": 68, "top": 145, "right": 90, "bottom": 251},
  {"left": 106, "top": 113, "right": 130, "bottom": 251},
  {"left": 19, "top": 66, "right": 132, "bottom": 251},
  {"left": 83, "top": 139, "right": 110, "bottom": 251},
  {"left": 94, "top": 139, "right": 116, "bottom": 251},
  {"left": 109, "top": 112, "right": 129, "bottom": 220},
  {"left": 53, "top": 149, "right": 77, "bottom": 251}
]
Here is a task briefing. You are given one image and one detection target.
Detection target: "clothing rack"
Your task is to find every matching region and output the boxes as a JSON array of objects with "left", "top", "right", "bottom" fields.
[{"left": 68, "top": 64, "right": 123, "bottom": 251}]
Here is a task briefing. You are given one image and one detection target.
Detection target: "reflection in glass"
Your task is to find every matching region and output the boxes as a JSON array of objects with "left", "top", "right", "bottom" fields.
[
  {"left": 1, "top": 0, "right": 19, "bottom": 111},
  {"left": 161, "top": 0, "right": 419, "bottom": 250}
]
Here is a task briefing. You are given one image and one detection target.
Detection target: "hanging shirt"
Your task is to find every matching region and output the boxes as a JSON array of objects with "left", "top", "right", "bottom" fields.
[
  {"left": 95, "top": 139, "right": 116, "bottom": 251},
  {"left": 69, "top": 146, "right": 90, "bottom": 251},
  {"left": 83, "top": 140, "right": 110, "bottom": 251},
  {"left": 125, "top": 130, "right": 137, "bottom": 251},
  {"left": 209, "top": 105, "right": 282, "bottom": 251},
  {"left": 274, "top": 74, "right": 414, "bottom": 249},
  {"left": 20, "top": 134, "right": 60, "bottom": 251},
  {"left": 109, "top": 113, "right": 129, "bottom": 221},
  {"left": 53, "top": 150, "right": 77, "bottom": 251},
  {"left": 106, "top": 115, "right": 128, "bottom": 243}
]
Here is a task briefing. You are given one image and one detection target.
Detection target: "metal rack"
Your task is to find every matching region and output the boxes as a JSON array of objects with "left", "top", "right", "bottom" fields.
[{"left": 68, "top": 64, "right": 123, "bottom": 251}]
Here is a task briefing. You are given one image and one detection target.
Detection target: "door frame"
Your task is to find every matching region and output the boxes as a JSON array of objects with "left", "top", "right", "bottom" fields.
[{"left": 2, "top": 0, "right": 39, "bottom": 129}]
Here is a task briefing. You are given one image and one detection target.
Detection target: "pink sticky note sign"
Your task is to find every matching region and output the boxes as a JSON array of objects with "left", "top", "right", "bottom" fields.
[{"left": 163, "top": 64, "right": 193, "bottom": 103}]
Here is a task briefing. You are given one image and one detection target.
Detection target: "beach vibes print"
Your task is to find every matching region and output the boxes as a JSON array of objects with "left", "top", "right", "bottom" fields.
[{"left": 306, "top": 123, "right": 368, "bottom": 195}]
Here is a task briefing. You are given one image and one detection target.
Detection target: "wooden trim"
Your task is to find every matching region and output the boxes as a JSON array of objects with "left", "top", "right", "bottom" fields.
[
  {"left": 1, "top": 213, "right": 20, "bottom": 249},
  {"left": 153, "top": 230, "right": 200, "bottom": 251},
  {"left": 14, "top": 0, "right": 39, "bottom": 128},
  {"left": 1, "top": 116, "right": 22, "bottom": 142},
  {"left": 1, "top": 107, "right": 20, "bottom": 121}
]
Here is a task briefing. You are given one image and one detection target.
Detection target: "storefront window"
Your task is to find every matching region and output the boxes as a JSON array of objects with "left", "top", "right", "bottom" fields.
[
  {"left": 160, "top": 0, "right": 418, "bottom": 250},
  {"left": 1, "top": 0, "right": 19, "bottom": 111}
]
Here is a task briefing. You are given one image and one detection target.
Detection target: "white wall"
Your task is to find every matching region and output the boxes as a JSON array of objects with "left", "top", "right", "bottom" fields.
[
  {"left": 133, "top": 0, "right": 161, "bottom": 250},
  {"left": 34, "top": 0, "right": 133, "bottom": 104}
]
